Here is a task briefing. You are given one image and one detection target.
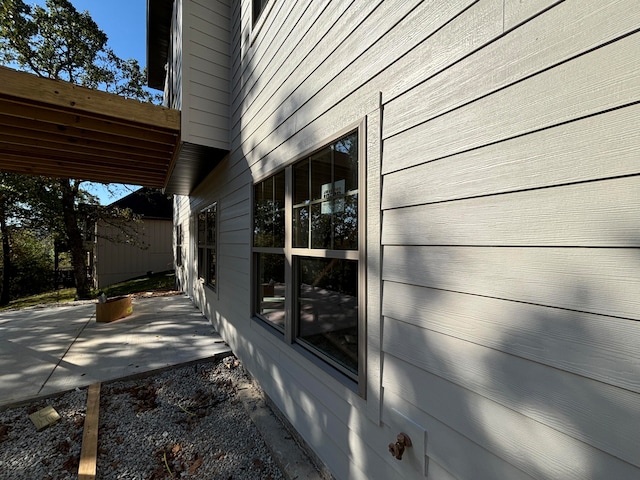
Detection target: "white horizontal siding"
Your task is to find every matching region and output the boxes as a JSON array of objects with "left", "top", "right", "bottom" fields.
[
  {"left": 382, "top": 177, "right": 640, "bottom": 247},
  {"left": 383, "top": 31, "right": 640, "bottom": 173},
  {"left": 173, "top": 0, "right": 640, "bottom": 479},
  {"left": 384, "top": 316, "right": 640, "bottom": 466},
  {"left": 383, "top": 355, "right": 639, "bottom": 480},
  {"left": 382, "top": 104, "right": 640, "bottom": 209},
  {"left": 180, "top": 0, "right": 230, "bottom": 149},
  {"left": 383, "top": 0, "right": 639, "bottom": 139}
]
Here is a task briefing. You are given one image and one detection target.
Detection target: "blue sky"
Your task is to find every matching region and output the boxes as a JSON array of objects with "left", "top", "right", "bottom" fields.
[{"left": 30, "top": 0, "right": 151, "bottom": 204}]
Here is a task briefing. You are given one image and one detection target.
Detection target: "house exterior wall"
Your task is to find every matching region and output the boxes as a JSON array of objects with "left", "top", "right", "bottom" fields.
[
  {"left": 94, "top": 219, "right": 173, "bottom": 288},
  {"left": 166, "top": 0, "right": 230, "bottom": 150},
  {"left": 171, "top": 1, "right": 640, "bottom": 479}
]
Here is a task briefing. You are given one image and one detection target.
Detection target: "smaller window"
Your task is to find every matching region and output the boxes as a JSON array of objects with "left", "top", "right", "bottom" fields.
[
  {"left": 252, "top": 0, "right": 269, "bottom": 26},
  {"left": 197, "top": 204, "right": 217, "bottom": 291},
  {"left": 176, "top": 224, "right": 183, "bottom": 267}
]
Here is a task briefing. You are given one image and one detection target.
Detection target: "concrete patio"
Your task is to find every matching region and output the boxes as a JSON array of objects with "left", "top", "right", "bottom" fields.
[{"left": 0, "top": 294, "right": 231, "bottom": 408}]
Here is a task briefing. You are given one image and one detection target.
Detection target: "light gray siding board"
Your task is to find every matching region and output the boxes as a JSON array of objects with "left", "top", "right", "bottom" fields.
[
  {"left": 383, "top": 0, "right": 640, "bottom": 139},
  {"left": 188, "top": 41, "right": 230, "bottom": 68},
  {"left": 220, "top": 197, "right": 249, "bottom": 221},
  {"left": 384, "top": 317, "right": 640, "bottom": 466},
  {"left": 383, "top": 390, "right": 537, "bottom": 480},
  {"left": 171, "top": 1, "right": 640, "bottom": 479},
  {"left": 240, "top": 336, "right": 364, "bottom": 480},
  {"left": 185, "top": 106, "right": 228, "bottom": 130},
  {"left": 219, "top": 230, "right": 249, "bottom": 246},
  {"left": 235, "top": 0, "right": 423, "bottom": 153},
  {"left": 383, "top": 245, "right": 640, "bottom": 322},
  {"left": 190, "top": 15, "right": 229, "bottom": 44},
  {"left": 383, "top": 354, "right": 640, "bottom": 480},
  {"left": 232, "top": 0, "right": 311, "bottom": 113},
  {"left": 247, "top": 0, "right": 476, "bottom": 167},
  {"left": 382, "top": 281, "right": 640, "bottom": 465},
  {"left": 504, "top": 0, "right": 561, "bottom": 30},
  {"left": 382, "top": 177, "right": 640, "bottom": 247},
  {"left": 219, "top": 215, "right": 247, "bottom": 235},
  {"left": 233, "top": 0, "right": 337, "bottom": 115},
  {"left": 232, "top": 0, "right": 383, "bottom": 144},
  {"left": 274, "top": 346, "right": 426, "bottom": 480},
  {"left": 181, "top": 0, "right": 230, "bottom": 149},
  {"left": 381, "top": 0, "right": 503, "bottom": 104},
  {"left": 191, "top": 0, "right": 230, "bottom": 31},
  {"left": 382, "top": 104, "right": 640, "bottom": 209},
  {"left": 189, "top": 76, "right": 230, "bottom": 104},
  {"left": 383, "top": 32, "right": 640, "bottom": 174},
  {"left": 187, "top": 124, "right": 228, "bottom": 144},
  {"left": 247, "top": 90, "right": 379, "bottom": 176}
]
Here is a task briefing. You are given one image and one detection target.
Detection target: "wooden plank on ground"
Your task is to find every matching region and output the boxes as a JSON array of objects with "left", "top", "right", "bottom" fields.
[{"left": 78, "top": 382, "right": 101, "bottom": 480}]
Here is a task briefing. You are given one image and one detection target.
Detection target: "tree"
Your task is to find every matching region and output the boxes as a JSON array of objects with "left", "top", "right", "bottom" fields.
[
  {"left": 0, "top": 0, "right": 160, "bottom": 299},
  {"left": 0, "top": 173, "right": 53, "bottom": 304}
]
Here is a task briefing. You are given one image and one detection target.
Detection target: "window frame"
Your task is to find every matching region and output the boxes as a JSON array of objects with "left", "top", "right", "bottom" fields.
[
  {"left": 197, "top": 203, "right": 218, "bottom": 292},
  {"left": 252, "top": 122, "right": 366, "bottom": 395},
  {"left": 250, "top": 0, "right": 275, "bottom": 43}
]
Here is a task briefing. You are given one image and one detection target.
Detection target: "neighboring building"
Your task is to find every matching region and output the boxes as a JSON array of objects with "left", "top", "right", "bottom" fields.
[
  {"left": 147, "top": 1, "right": 640, "bottom": 479},
  {"left": 90, "top": 188, "right": 173, "bottom": 288}
]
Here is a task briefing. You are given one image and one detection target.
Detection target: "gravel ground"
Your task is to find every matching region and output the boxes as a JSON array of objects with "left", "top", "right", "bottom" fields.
[{"left": 0, "top": 357, "right": 285, "bottom": 480}]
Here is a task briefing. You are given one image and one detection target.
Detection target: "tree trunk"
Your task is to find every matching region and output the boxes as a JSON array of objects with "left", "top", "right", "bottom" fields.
[
  {"left": 0, "top": 202, "right": 11, "bottom": 306},
  {"left": 60, "top": 179, "right": 91, "bottom": 299}
]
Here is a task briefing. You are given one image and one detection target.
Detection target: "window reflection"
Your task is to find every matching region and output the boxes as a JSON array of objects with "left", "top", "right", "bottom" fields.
[
  {"left": 254, "top": 171, "right": 285, "bottom": 248},
  {"left": 297, "top": 257, "right": 358, "bottom": 374},
  {"left": 257, "top": 253, "right": 286, "bottom": 329},
  {"left": 293, "top": 132, "right": 358, "bottom": 250}
]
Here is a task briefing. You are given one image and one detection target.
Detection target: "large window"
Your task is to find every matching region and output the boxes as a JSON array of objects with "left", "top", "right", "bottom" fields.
[
  {"left": 253, "top": 130, "right": 363, "bottom": 384},
  {"left": 197, "top": 204, "right": 217, "bottom": 291}
]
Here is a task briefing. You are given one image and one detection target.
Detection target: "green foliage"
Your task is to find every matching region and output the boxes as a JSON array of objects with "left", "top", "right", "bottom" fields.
[
  {"left": 0, "top": 0, "right": 163, "bottom": 300},
  {"left": 0, "top": 0, "right": 160, "bottom": 102},
  {"left": 8, "top": 229, "right": 54, "bottom": 297},
  {"left": 100, "top": 271, "right": 176, "bottom": 298},
  {"left": 0, "top": 287, "right": 76, "bottom": 311},
  {"left": 0, "top": 271, "right": 176, "bottom": 311}
]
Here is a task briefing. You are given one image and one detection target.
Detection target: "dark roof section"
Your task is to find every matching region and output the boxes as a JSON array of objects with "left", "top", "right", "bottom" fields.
[
  {"left": 147, "top": 0, "right": 175, "bottom": 90},
  {"left": 110, "top": 187, "right": 173, "bottom": 220}
]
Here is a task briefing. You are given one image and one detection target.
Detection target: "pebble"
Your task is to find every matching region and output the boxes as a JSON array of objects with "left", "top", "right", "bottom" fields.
[{"left": 0, "top": 357, "right": 284, "bottom": 479}]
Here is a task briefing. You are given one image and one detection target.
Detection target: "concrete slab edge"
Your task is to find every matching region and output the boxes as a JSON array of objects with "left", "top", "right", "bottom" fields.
[
  {"left": 0, "top": 352, "right": 234, "bottom": 412},
  {"left": 236, "top": 375, "right": 334, "bottom": 480}
]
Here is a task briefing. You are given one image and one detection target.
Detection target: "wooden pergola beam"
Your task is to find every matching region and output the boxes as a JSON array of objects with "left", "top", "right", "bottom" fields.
[{"left": 0, "top": 66, "right": 180, "bottom": 189}]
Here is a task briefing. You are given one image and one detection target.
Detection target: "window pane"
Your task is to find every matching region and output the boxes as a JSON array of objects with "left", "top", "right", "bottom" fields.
[
  {"left": 293, "top": 206, "right": 309, "bottom": 248},
  {"left": 253, "top": 172, "right": 285, "bottom": 248},
  {"left": 297, "top": 257, "right": 358, "bottom": 374},
  {"left": 334, "top": 193, "right": 358, "bottom": 250},
  {"left": 197, "top": 247, "right": 204, "bottom": 278},
  {"left": 257, "top": 253, "right": 286, "bottom": 330},
  {"left": 197, "top": 212, "right": 206, "bottom": 246},
  {"left": 273, "top": 170, "right": 285, "bottom": 247},
  {"left": 206, "top": 206, "right": 216, "bottom": 245},
  {"left": 333, "top": 132, "right": 358, "bottom": 193},
  {"left": 310, "top": 202, "right": 332, "bottom": 249},
  {"left": 207, "top": 248, "right": 216, "bottom": 289},
  {"left": 310, "top": 147, "right": 332, "bottom": 202}
]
